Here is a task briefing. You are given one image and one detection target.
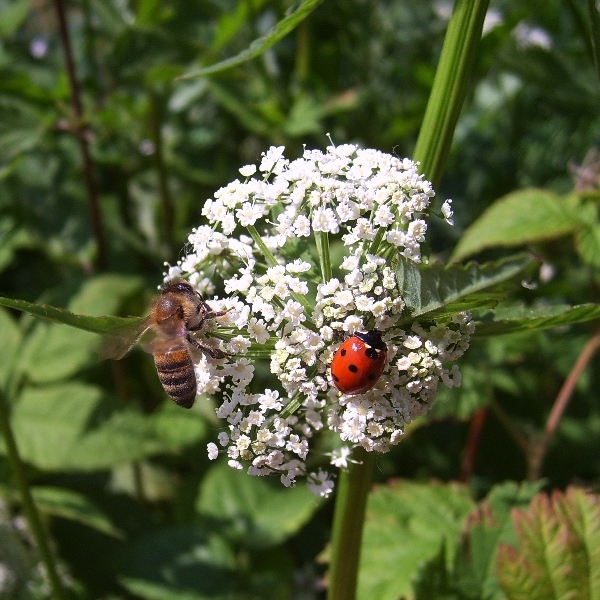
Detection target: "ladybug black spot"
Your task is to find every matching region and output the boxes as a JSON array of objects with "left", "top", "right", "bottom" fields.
[
  {"left": 368, "top": 373, "right": 376, "bottom": 381},
  {"left": 348, "top": 364, "right": 359, "bottom": 373},
  {"left": 365, "top": 348, "right": 379, "bottom": 360},
  {"left": 340, "top": 349, "right": 347, "bottom": 356}
]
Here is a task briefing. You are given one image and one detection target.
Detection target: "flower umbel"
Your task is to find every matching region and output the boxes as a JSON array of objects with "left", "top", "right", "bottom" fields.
[{"left": 166, "top": 144, "right": 473, "bottom": 496}]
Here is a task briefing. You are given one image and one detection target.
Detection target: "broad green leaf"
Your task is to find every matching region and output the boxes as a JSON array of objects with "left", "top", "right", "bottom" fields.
[
  {"left": 179, "top": 0, "right": 326, "bottom": 79},
  {"left": 150, "top": 401, "right": 207, "bottom": 450},
  {"left": 19, "top": 323, "right": 97, "bottom": 383},
  {"left": 413, "top": 542, "right": 453, "bottom": 600},
  {"left": 451, "top": 190, "right": 581, "bottom": 262},
  {"left": 576, "top": 223, "right": 600, "bottom": 268},
  {"left": 555, "top": 488, "right": 600, "bottom": 597},
  {"left": 0, "top": 296, "right": 141, "bottom": 334},
  {"left": 497, "top": 488, "right": 600, "bottom": 600},
  {"left": 67, "top": 274, "right": 145, "bottom": 316},
  {"left": 0, "top": 0, "right": 32, "bottom": 37},
  {"left": 0, "top": 307, "right": 21, "bottom": 389},
  {"left": 396, "top": 253, "right": 534, "bottom": 321},
  {"left": 358, "top": 480, "right": 475, "bottom": 600},
  {"left": 196, "top": 463, "right": 320, "bottom": 549},
  {"left": 452, "top": 482, "right": 542, "bottom": 600},
  {"left": 473, "top": 303, "right": 600, "bottom": 337},
  {"left": 119, "top": 526, "right": 236, "bottom": 600},
  {"left": 6, "top": 383, "right": 164, "bottom": 471},
  {"left": 32, "top": 486, "right": 122, "bottom": 538},
  {"left": 18, "top": 275, "right": 146, "bottom": 382}
]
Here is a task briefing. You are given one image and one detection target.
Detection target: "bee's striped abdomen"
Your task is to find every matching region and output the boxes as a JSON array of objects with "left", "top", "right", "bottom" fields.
[{"left": 154, "top": 345, "right": 196, "bottom": 408}]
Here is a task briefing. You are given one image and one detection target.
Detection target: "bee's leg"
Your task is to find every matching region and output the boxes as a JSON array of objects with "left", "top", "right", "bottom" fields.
[
  {"left": 189, "top": 307, "right": 230, "bottom": 331},
  {"left": 187, "top": 335, "right": 228, "bottom": 359}
]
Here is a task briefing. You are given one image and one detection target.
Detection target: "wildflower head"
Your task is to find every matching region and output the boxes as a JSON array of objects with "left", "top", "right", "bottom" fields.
[{"left": 165, "top": 144, "right": 473, "bottom": 496}]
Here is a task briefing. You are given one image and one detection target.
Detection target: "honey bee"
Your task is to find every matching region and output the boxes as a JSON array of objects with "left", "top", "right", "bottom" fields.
[{"left": 102, "top": 279, "right": 228, "bottom": 408}]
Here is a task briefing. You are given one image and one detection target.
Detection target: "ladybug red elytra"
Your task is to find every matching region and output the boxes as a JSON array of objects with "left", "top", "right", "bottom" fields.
[{"left": 330, "top": 330, "right": 388, "bottom": 395}]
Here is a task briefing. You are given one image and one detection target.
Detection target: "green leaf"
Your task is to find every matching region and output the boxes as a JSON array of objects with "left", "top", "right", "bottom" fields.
[
  {"left": 0, "top": 295, "right": 141, "bottom": 334},
  {"left": 32, "top": 486, "right": 122, "bottom": 538},
  {"left": 451, "top": 190, "right": 581, "bottom": 262},
  {"left": 575, "top": 223, "right": 600, "bottom": 268},
  {"left": 0, "top": 0, "right": 32, "bottom": 37},
  {"left": 210, "top": 0, "right": 270, "bottom": 53},
  {"left": 16, "top": 275, "right": 146, "bottom": 382},
  {"left": 19, "top": 323, "right": 97, "bottom": 383},
  {"left": 451, "top": 481, "right": 542, "bottom": 599},
  {"left": 150, "top": 401, "right": 207, "bottom": 450},
  {"left": 473, "top": 303, "right": 600, "bottom": 337},
  {"left": 0, "top": 307, "right": 22, "bottom": 389},
  {"left": 358, "top": 480, "right": 475, "bottom": 600},
  {"left": 196, "top": 463, "right": 320, "bottom": 549},
  {"left": 119, "top": 526, "right": 236, "bottom": 600},
  {"left": 6, "top": 383, "right": 165, "bottom": 471},
  {"left": 67, "top": 274, "right": 145, "bottom": 316},
  {"left": 396, "top": 253, "right": 534, "bottom": 321},
  {"left": 496, "top": 487, "right": 600, "bottom": 600},
  {"left": 178, "top": 0, "right": 326, "bottom": 79}
]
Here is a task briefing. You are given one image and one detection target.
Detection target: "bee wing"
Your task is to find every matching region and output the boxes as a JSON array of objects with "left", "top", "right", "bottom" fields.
[{"left": 98, "top": 317, "right": 152, "bottom": 360}]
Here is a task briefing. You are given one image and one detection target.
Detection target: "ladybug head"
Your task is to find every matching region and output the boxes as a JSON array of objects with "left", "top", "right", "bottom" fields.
[{"left": 354, "top": 330, "right": 387, "bottom": 351}]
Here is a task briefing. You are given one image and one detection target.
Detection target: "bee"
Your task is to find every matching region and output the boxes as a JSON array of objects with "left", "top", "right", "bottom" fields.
[{"left": 102, "top": 279, "right": 228, "bottom": 408}]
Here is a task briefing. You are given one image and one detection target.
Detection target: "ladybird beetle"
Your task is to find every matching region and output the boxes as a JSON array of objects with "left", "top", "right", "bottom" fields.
[{"left": 330, "top": 330, "right": 388, "bottom": 395}]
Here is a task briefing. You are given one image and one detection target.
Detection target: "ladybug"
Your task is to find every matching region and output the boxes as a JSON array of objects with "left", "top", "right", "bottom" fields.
[{"left": 330, "top": 330, "right": 388, "bottom": 395}]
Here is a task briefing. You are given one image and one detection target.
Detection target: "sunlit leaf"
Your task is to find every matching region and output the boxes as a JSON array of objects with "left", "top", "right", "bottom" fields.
[
  {"left": 473, "top": 303, "right": 600, "bottom": 337},
  {"left": 358, "top": 480, "right": 475, "bottom": 600},
  {"left": 0, "top": 296, "right": 142, "bottom": 334},
  {"left": 5, "top": 383, "right": 165, "bottom": 470},
  {"left": 196, "top": 463, "right": 320, "bottom": 549},
  {"left": 451, "top": 190, "right": 581, "bottom": 262},
  {"left": 396, "top": 253, "right": 534, "bottom": 321},
  {"left": 0, "top": 307, "right": 21, "bottom": 389},
  {"left": 179, "top": 0, "right": 326, "bottom": 79}
]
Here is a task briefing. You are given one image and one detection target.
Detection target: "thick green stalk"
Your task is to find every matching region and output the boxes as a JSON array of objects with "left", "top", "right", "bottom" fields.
[
  {"left": 0, "top": 389, "right": 66, "bottom": 600},
  {"left": 327, "top": 448, "right": 374, "bottom": 600},
  {"left": 315, "top": 230, "right": 332, "bottom": 283},
  {"left": 412, "top": 0, "right": 490, "bottom": 190}
]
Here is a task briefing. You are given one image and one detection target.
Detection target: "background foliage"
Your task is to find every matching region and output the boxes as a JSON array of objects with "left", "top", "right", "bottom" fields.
[{"left": 1, "top": 0, "right": 600, "bottom": 598}]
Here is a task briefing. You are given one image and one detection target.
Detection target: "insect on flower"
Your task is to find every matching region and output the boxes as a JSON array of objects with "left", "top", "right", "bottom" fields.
[
  {"left": 330, "top": 330, "right": 388, "bottom": 395},
  {"left": 101, "top": 279, "right": 228, "bottom": 408}
]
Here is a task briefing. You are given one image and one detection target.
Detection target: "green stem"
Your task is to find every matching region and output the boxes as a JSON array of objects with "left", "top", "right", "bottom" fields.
[
  {"left": 0, "top": 389, "right": 67, "bottom": 600},
  {"left": 315, "top": 230, "right": 332, "bottom": 283},
  {"left": 327, "top": 447, "right": 374, "bottom": 600},
  {"left": 246, "top": 224, "right": 315, "bottom": 318},
  {"left": 148, "top": 88, "right": 175, "bottom": 256},
  {"left": 586, "top": 0, "right": 600, "bottom": 85},
  {"left": 412, "top": 0, "right": 490, "bottom": 191}
]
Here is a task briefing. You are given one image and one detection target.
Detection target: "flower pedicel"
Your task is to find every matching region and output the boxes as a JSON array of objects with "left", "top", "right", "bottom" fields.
[{"left": 165, "top": 144, "right": 474, "bottom": 497}]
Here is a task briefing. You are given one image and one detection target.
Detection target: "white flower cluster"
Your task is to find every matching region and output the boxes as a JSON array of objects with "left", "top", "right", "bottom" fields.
[{"left": 165, "top": 144, "right": 471, "bottom": 497}]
